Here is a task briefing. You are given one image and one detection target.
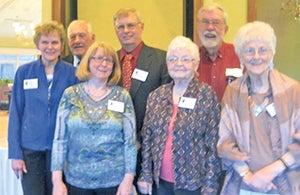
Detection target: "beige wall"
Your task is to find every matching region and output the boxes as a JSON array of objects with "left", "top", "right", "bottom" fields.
[
  {"left": 256, "top": 0, "right": 300, "bottom": 80},
  {"left": 78, "top": 0, "right": 184, "bottom": 51},
  {"left": 1, "top": 0, "right": 247, "bottom": 50},
  {"left": 78, "top": 0, "right": 248, "bottom": 51},
  {"left": 208, "top": 0, "right": 247, "bottom": 43}
]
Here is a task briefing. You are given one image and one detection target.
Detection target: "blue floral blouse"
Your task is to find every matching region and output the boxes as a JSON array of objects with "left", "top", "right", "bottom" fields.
[{"left": 51, "top": 83, "right": 137, "bottom": 189}]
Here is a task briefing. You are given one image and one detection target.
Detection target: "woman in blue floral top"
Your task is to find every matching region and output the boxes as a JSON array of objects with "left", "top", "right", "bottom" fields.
[{"left": 51, "top": 41, "right": 137, "bottom": 195}]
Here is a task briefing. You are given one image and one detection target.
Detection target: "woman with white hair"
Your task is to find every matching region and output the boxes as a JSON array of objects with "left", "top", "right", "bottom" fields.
[
  {"left": 137, "top": 36, "right": 221, "bottom": 195},
  {"left": 217, "top": 21, "right": 300, "bottom": 195}
]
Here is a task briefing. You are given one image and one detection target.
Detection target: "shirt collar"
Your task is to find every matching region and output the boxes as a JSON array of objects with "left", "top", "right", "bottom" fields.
[
  {"left": 201, "top": 42, "right": 225, "bottom": 61},
  {"left": 73, "top": 56, "right": 81, "bottom": 67},
  {"left": 120, "top": 41, "right": 144, "bottom": 61}
]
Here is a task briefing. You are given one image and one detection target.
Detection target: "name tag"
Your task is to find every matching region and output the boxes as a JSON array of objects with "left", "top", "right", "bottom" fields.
[
  {"left": 225, "top": 68, "right": 243, "bottom": 77},
  {"left": 24, "top": 78, "right": 38, "bottom": 90},
  {"left": 266, "top": 103, "right": 276, "bottom": 117},
  {"left": 131, "top": 68, "right": 149, "bottom": 82},
  {"left": 178, "top": 97, "right": 197, "bottom": 109},
  {"left": 107, "top": 100, "right": 124, "bottom": 113}
]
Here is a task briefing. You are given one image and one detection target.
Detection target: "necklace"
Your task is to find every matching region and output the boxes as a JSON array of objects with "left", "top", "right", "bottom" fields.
[{"left": 85, "top": 82, "right": 108, "bottom": 100}]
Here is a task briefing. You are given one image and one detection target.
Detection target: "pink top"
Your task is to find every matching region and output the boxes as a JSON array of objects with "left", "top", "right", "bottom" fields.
[{"left": 159, "top": 103, "right": 178, "bottom": 182}]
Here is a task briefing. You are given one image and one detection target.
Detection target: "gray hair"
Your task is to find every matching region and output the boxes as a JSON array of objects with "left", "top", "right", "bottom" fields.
[
  {"left": 167, "top": 36, "right": 200, "bottom": 65},
  {"left": 234, "top": 21, "right": 276, "bottom": 58},
  {"left": 67, "top": 20, "right": 93, "bottom": 36},
  {"left": 197, "top": 3, "right": 228, "bottom": 24},
  {"left": 113, "top": 8, "right": 143, "bottom": 26}
]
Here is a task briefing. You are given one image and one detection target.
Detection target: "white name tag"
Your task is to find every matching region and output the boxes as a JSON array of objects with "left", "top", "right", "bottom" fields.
[
  {"left": 178, "top": 97, "right": 196, "bottom": 109},
  {"left": 266, "top": 103, "right": 276, "bottom": 117},
  {"left": 131, "top": 68, "right": 149, "bottom": 82},
  {"left": 225, "top": 68, "right": 243, "bottom": 77},
  {"left": 107, "top": 100, "right": 125, "bottom": 113},
  {"left": 23, "top": 78, "right": 38, "bottom": 90}
]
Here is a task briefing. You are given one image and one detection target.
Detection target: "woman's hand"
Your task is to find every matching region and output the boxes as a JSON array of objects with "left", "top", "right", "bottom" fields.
[
  {"left": 242, "top": 159, "right": 287, "bottom": 193},
  {"left": 52, "top": 170, "right": 67, "bottom": 195},
  {"left": 243, "top": 170, "right": 277, "bottom": 193},
  {"left": 116, "top": 174, "right": 134, "bottom": 195},
  {"left": 218, "top": 139, "right": 249, "bottom": 161},
  {"left": 52, "top": 181, "right": 67, "bottom": 195},
  {"left": 137, "top": 181, "right": 152, "bottom": 195},
  {"left": 11, "top": 159, "right": 27, "bottom": 179}
]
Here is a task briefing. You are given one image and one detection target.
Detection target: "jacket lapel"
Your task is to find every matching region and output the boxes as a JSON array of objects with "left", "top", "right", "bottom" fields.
[{"left": 129, "top": 45, "right": 152, "bottom": 98}]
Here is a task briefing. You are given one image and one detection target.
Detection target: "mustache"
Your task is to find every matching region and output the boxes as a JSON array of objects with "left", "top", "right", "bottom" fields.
[{"left": 203, "top": 31, "right": 217, "bottom": 38}]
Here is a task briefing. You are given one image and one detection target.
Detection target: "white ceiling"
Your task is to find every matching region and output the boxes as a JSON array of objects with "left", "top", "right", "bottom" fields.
[{"left": 0, "top": 0, "right": 41, "bottom": 37}]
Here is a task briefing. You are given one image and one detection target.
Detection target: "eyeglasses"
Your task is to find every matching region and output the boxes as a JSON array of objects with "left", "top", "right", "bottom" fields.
[
  {"left": 90, "top": 56, "right": 113, "bottom": 64},
  {"left": 200, "top": 19, "right": 224, "bottom": 27},
  {"left": 167, "top": 56, "right": 194, "bottom": 64},
  {"left": 115, "top": 22, "right": 140, "bottom": 32},
  {"left": 243, "top": 47, "right": 270, "bottom": 56}
]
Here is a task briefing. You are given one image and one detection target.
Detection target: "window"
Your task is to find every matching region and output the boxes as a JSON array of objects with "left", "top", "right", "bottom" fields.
[{"left": 0, "top": 48, "right": 38, "bottom": 80}]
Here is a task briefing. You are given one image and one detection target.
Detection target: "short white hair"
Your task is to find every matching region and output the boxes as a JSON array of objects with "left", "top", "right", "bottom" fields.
[
  {"left": 234, "top": 21, "right": 276, "bottom": 58},
  {"left": 197, "top": 3, "right": 228, "bottom": 24},
  {"left": 166, "top": 36, "right": 200, "bottom": 65}
]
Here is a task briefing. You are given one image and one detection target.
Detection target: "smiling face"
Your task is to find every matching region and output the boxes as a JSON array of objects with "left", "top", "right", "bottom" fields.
[
  {"left": 89, "top": 48, "right": 114, "bottom": 82},
  {"left": 241, "top": 40, "right": 273, "bottom": 76},
  {"left": 198, "top": 9, "right": 228, "bottom": 49},
  {"left": 68, "top": 22, "right": 95, "bottom": 59},
  {"left": 114, "top": 12, "right": 144, "bottom": 52},
  {"left": 167, "top": 48, "right": 198, "bottom": 81},
  {"left": 37, "top": 33, "right": 63, "bottom": 64}
]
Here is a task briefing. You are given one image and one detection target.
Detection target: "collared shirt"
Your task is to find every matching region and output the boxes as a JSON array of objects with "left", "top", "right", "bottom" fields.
[
  {"left": 197, "top": 42, "right": 240, "bottom": 101},
  {"left": 120, "top": 41, "right": 144, "bottom": 70},
  {"left": 73, "top": 56, "right": 81, "bottom": 67},
  {"left": 8, "top": 57, "right": 78, "bottom": 159}
]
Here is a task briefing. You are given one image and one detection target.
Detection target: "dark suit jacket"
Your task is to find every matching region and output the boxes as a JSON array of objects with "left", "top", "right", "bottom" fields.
[
  {"left": 62, "top": 54, "right": 74, "bottom": 64},
  {"left": 118, "top": 44, "right": 171, "bottom": 141}
]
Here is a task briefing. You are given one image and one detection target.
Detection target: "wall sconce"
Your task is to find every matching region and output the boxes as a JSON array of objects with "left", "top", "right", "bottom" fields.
[{"left": 281, "top": 0, "right": 300, "bottom": 20}]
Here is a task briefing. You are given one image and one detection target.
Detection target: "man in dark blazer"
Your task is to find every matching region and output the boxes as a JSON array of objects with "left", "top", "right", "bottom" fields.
[
  {"left": 114, "top": 8, "right": 171, "bottom": 194},
  {"left": 63, "top": 20, "right": 95, "bottom": 67}
]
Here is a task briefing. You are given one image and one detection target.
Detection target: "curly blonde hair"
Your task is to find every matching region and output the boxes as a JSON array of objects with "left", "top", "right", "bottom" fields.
[{"left": 33, "top": 20, "right": 66, "bottom": 46}]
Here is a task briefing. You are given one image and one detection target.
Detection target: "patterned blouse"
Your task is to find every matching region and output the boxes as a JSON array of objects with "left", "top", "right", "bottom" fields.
[
  {"left": 139, "top": 78, "right": 221, "bottom": 194},
  {"left": 51, "top": 83, "right": 137, "bottom": 189}
]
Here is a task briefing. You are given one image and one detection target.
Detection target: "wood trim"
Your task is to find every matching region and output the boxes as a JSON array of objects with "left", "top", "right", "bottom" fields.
[
  {"left": 52, "top": 0, "right": 66, "bottom": 55},
  {"left": 248, "top": 0, "right": 256, "bottom": 22},
  {"left": 52, "top": 0, "right": 66, "bottom": 25},
  {"left": 193, "top": 0, "right": 203, "bottom": 46}
]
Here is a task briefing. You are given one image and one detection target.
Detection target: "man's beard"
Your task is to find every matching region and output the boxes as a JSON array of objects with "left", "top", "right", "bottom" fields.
[
  {"left": 200, "top": 31, "right": 223, "bottom": 49},
  {"left": 201, "top": 38, "right": 219, "bottom": 48}
]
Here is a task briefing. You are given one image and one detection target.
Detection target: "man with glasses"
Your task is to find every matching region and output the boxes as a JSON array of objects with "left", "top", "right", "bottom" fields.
[
  {"left": 113, "top": 7, "right": 171, "bottom": 194},
  {"left": 63, "top": 20, "right": 95, "bottom": 67},
  {"left": 197, "top": 3, "right": 241, "bottom": 101}
]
